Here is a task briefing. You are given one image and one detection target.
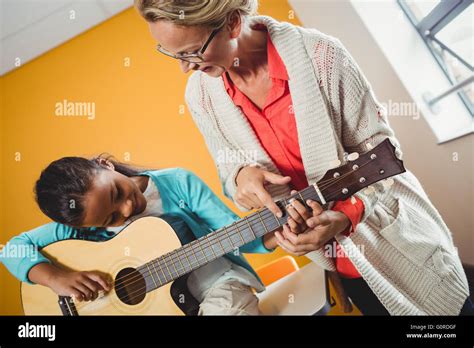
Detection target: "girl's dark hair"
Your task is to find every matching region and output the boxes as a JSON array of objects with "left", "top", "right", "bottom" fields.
[{"left": 34, "top": 153, "right": 152, "bottom": 226}]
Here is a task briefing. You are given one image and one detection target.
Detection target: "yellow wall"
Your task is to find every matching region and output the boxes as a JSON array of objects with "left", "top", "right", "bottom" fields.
[{"left": 0, "top": 1, "right": 310, "bottom": 315}]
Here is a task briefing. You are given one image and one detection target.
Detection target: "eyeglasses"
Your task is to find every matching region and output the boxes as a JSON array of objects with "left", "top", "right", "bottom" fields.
[{"left": 156, "top": 27, "right": 221, "bottom": 63}]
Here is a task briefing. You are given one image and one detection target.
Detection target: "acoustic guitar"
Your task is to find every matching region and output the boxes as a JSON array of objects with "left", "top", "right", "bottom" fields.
[{"left": 21, "top": 139, "right": 405, "bottom": 315}]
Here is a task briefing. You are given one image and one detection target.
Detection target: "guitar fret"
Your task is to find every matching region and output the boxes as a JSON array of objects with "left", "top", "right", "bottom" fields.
[
  {"left": 169, "top": 254, "right": 179, "bottom": 276},
  {"left": 150, "top": 260, "right": 163, "bottom": 286},
  {"left": 233, "top": 222, "right": 248, "bottom": 248},
  {"left": 191, "top": 242, "right": 202, "bottom": 267},
  {"left": 198, "top": 237, "right": 209, "bottom": 263},
  {"left": 219, "top": 231, "right": 233, "bottom": 253},
  {"left": 146, "top": 263, "right": 158, "bottom": 288},
  {"left": 236, "top": 223, "right": 245, "bottom": 244},
  {"left": 273, "top": 211, "right": 281, "bottom": 226},
  {"left": 163, "top": 257, "right": 173, "bottom": 280},
  {"left": 225, "top": 226, "right": 235, "bottom": 248},
  {"left": 182, "top": 247, "right": 193, "bottom": 272},
  {"left": 176, "top": 250, "right": 185, "bottom": 273},
  {"left": 208, "top": 235, "right": 218, "bottom": 259},
  {"left": 257, "top": 211, "right": 268, "bottom": 234},
  {"left": 245, "top": 218, "right": 257, "bottom": 240},
  {"left": 216, "top": 230, "right": 226, "bottom": 255},
  {"left": 155, "top": 259, "right": 167, "bottom": 284},
  {"left": 243, "top": 218, "right": 256, "bottom": 239},
  {"left": 298, "top": 191, "right": 308, "bottom": 209}
]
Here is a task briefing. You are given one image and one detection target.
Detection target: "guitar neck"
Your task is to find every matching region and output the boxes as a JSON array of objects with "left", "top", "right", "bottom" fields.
[
  {"left": 142, "top": 138, "right": 405, "bottom": 291},
  {"left": 142, "top": 185, "right": 324, "bottom": 291}
]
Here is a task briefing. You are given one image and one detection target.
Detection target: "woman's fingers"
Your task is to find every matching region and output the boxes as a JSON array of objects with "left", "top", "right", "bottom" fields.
[
  {"left": 236, "top": 181, "right": 278, "bottom": 213},
  {"left": 263, "top": 171, "right": 292, "bottom": 186},
  {"left": 235, "top": 167, "right": 290, "bottom": 216},
  {"left": 245, "top": 193, "right": 263, "bottom": 209},
  {"left": 236, "top": 193, "right": 259, "bottom": 210},
  {"left": 254, "top": 186, "right": 282, "bottom": 217}
]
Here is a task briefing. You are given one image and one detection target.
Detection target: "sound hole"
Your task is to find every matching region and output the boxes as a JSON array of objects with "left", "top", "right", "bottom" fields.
[{"left": 114, "top": 267, "right": 146, "bottom": 305}]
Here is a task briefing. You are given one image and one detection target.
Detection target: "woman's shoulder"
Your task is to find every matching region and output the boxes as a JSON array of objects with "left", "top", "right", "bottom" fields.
[
  {"left": 292, "top": 25, "right": 348, "bottom": 65},
  {"left": 259, "top": 15, "right": 343, "bottom": 53},
  {"left": 297, "top": 25, "right": 340, "bottom": 43},
  {"left": 184, "top": 71, "right": 205, "bottom": 103}
]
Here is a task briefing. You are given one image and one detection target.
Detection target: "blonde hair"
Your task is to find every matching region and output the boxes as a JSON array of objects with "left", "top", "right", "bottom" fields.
[{"left": 134, "top": 0, "right": 258, "bottom": 29}]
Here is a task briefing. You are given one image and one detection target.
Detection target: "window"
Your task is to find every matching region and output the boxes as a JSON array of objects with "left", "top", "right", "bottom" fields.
[{"left": 398, "top": 0, "right": 473, "bottom": 116}]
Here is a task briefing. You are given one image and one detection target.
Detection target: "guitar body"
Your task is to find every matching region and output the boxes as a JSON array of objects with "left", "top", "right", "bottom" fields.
[{"left": 21, "top": 217, "right": 184, "bottom": 315}]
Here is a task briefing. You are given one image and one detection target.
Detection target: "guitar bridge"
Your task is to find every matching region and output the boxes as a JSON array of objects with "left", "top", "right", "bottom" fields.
[{"left": 58, "top": 296, "right": 78, "bottom": 316}]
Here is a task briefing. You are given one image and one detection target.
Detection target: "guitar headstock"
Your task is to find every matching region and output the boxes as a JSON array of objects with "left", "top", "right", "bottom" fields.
[{"left": 317, "top": 139, "right": 405, "bottom": 202}]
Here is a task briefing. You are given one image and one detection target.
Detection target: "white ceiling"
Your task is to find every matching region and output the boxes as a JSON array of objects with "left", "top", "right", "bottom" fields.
[{"left": 0, "top": 0, "right": 133, "bottom": 76}]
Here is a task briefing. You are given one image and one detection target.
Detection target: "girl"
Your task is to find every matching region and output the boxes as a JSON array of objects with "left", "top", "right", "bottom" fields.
[{"left": 1, "top": 154, "right": 279, "bottom": 315}]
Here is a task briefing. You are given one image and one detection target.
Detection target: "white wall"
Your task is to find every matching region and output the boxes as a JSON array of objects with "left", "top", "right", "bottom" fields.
[
  {"left": 290, "top": 0, "right": 473, "bottom": 265},
  {"left": 1, "top": 0, "right": 133, "bottom": 76}
]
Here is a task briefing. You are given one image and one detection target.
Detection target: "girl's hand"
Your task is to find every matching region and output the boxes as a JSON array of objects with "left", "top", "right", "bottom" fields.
[
  {"left": 48, "top": 269, "right": 112, "bottom": 301},
  {"left": 275, "top": 198, "right": 350, "bottom": 256},
  {"left": 29, "top": 263, "right": 112, "bottom": 302},
  {"left": 284, "top": 190, "right": 321, "bottom": 235}
]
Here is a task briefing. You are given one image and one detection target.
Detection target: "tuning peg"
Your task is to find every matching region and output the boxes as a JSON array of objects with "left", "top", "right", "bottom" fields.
[
  {"left": 328, "top": 159, "right": 341, "bottom": 169},
  {"left": 382, "top": 178, "right": 394, "bottom": 189},
  {"left": 347, "top": 152, "right": 359, "bottom": 161},
  {"left": 363, "top": 185, "right": 375, "bottom": 195}
]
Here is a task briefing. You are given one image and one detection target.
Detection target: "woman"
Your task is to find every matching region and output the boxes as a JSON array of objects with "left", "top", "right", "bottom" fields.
[
  {"left": 1, "top": 155, "right": 279, "bottom": 315},
  {"left": 134, "top": 0, "right": 471, "bottom": 315}
]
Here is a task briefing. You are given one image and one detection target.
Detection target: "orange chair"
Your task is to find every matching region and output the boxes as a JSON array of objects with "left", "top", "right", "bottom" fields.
[{"left": 255, "top": 255, "right": 299, "bottom": 286}]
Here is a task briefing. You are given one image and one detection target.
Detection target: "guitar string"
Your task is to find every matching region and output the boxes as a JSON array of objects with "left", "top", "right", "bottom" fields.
[{"left": 73, "top": 158, "right": 381, "bottom": 310}]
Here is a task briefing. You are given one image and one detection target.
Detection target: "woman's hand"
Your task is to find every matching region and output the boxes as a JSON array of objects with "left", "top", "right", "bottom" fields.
[
  {"left": 235, "top": 166, "right": 291, "bottom": 216},
  {"left": 275, "top": 197, "right": 350, "bottom": 256},
  {"left": 29, "top": 263, "right": 111, "bottom": 302}
]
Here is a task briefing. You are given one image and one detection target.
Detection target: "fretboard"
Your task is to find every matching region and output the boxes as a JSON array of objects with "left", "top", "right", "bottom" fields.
[{"left": 139, "top": 184, "right": 327, "bottom": 292}]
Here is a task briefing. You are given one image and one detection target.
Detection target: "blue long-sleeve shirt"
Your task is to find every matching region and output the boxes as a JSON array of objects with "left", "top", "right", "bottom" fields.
[{"left": 0, "top": 168, "right": 273, "bottom": 284}]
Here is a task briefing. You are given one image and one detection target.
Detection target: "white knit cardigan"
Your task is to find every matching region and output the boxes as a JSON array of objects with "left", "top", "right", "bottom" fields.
[{"left": 184, "top": 15, "right": 469, "bottom": 315}]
